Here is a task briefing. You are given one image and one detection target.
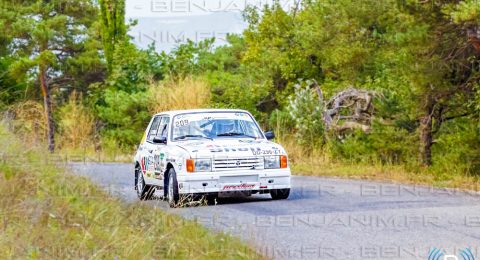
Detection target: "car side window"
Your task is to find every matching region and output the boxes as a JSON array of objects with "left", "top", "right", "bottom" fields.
[
  {"left": 158, "top": 117, "right": 170, "bottom": 139},
  {"left": 147, "top": 116, "right": 162, "bottom": 142}
]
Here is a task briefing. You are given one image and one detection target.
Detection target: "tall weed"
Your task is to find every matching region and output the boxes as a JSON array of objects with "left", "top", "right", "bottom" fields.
[
  {"left": 148, "top": 77, "right": 210, "bottom": 113},
  {"left": 58, "top": 92, "right": 95, "bottom": 150}
]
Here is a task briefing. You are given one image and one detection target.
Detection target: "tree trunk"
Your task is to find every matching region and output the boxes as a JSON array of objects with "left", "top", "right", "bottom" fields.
[
  {"left": 39, "top": 65, "right": 55, "bottom": 152},
  {"left": 419, "top": 96, "right": 434, "bottom": 166}
]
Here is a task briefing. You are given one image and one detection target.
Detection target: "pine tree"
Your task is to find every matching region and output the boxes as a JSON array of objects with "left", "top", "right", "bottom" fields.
[
  {"left": 99, "top": 0, "right": 126, "bottom": 73},
  {"left": 3, "top": 0, "right": 101, "bottom": 152}
]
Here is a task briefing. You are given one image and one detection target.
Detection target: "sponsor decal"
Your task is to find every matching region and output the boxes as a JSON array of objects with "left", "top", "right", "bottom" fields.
[
  {"left": 141, "top": 156, "right": 154, "bottom": 175},
  {"left": 207, "top": 144, "right": 281, "bottom": 155},
  {"left": 154, "top": 153, "right": 167, "bottom": 176},
  {"left": 140, "top": 157, "right": 147, "bottom": 174},
  {"left": 239, "top": 139, "right": 262, "bottom": 144},
  {"left": 222, "top": 183, "right": 256, "bottom": 190},
  {"left": 154, "top": 154, "right": 161, "bottom": 173}
]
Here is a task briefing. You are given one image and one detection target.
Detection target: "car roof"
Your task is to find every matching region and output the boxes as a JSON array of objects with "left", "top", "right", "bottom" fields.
[{"left": 153, "top": 108, "right": 251, "bottom": 117}]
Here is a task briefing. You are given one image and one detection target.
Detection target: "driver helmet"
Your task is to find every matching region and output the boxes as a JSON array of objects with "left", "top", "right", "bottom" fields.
[{"left": 217, "top": 120, "right": 236, "bottom": 133}]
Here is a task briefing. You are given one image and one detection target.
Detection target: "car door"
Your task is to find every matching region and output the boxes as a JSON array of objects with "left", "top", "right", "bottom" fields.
[
  {"left": 142, "top": 115, "right": 163, "bottom": 181},
  {"left": 152, "top": 116, "right": 170, "bottom": 182}
]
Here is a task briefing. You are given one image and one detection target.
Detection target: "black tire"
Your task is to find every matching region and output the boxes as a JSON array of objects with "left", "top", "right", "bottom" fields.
[
  {"left": 166, "top": 168, "right": 180, "bottom": 207},
  {"left": 270, "top": 188, "right": 290, "bottom": 200},
  {"left": 136, "top": 166, "right": 155, "bottom": 200},
  {"left": 163, "top": 172, "right": 169, "bottom": 199}
]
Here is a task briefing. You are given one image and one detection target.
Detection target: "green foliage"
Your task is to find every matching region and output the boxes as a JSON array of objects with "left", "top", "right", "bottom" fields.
[
  {"left": 431, "top": 119, "right": 480, "bottom": 174},
  {"left": 108, "top": 43, "right": 163, "bottom": 92},
  {"left": 327, "top": 122, "right": 417, "bottom": 165},
  {"left": 97, "top": 89, "right": 150, "bottom": 150},
  {"left": 444, "top": 0, "right": 480, "bottom": 24},
  {"left": 99, "top": 0, "right": 127, "bottom": 72},
  {"left": 160, "top": 39, "right": 215, "bottom": 79},
  {"left": 0, "top": 57, "right": 25, "bottom": 109},
  {"left": 207, "top": 68, "right": 271, "bottom": 119},
  {"left": 0, "top": 0, "right": 105, "bottom": 151},
  {"left": 95, "top": 43, "right": 163, "bottom": 149},
  {"left": 4, "top": 0, "right": 103, "bottom": 86}
]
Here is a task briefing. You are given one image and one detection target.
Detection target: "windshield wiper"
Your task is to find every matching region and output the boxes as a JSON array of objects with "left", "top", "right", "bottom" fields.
[
  {"left": 174, "top": 135, "right": 212, "bottom": 140},
  {"left": 216, "top": 132, "right": 257, "bottom": 139}
]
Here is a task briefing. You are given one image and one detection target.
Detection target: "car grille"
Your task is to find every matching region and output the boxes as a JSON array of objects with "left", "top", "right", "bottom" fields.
[{"left": 213, "top": 157, "right": 263, "bottom": 171}]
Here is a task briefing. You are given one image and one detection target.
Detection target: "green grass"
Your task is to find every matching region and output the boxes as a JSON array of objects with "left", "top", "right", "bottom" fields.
[{"left": 0, "top": 126, "right": 262, "bottom": 259}]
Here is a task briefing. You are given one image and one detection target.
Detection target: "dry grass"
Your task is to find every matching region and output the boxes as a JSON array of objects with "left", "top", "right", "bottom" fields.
[
  {"left": 8, "top": 100, "right": 47, "bottom": 145},
  {"left": 58, "top": 91, "right": 95, "bottom": 150},
  {"left": 148, "top": 77, "right": 211, "bottom": 113},
  {"left": 0, "top": 125, "right": 261, "bottom": 259},
  {"left": 277, "top": 134, "right": 480, "bottom": 191}
]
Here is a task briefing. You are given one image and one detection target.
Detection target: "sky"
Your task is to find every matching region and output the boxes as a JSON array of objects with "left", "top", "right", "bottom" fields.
[{"left": 126, "top": 0, "right": 296, "bottom": 53}]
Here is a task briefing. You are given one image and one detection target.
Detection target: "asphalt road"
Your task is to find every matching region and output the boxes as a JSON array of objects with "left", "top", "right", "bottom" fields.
[{"left": 70, "top": 162, "right": 480, "bottom": 260}]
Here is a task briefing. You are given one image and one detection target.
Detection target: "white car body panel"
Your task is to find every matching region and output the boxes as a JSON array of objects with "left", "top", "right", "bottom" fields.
[{"left": 134, "top": 109, "right": 291, "bottom": 195}]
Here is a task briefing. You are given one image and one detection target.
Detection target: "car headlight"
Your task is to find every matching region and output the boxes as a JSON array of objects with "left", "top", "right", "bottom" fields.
[
  {"left": 186, "top": 158, "right": 211, "bottom": 172},
  {"left": 264, "top": 155, "right": 288, "bottom": 169},
  {"left": 264, "top": 156, "right": 280, "bottom": 169}
]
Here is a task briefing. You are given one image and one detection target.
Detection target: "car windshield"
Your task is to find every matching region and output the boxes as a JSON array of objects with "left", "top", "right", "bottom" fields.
[{"left": 171, "top": 112, "right": 264, "bottom": 141}]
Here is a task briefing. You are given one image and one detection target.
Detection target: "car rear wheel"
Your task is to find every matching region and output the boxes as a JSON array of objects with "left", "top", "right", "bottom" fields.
[
  {"left": 270, "top": 188, "right": 290, "bottom": 200},
  {"left": 136, "top": 167, "right": 154, "bottom": 200}
]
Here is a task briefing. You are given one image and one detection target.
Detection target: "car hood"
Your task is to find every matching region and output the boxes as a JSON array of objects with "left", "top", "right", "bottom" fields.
[{"left": 175, "top": 139, "right": 287, "bottom": 158}]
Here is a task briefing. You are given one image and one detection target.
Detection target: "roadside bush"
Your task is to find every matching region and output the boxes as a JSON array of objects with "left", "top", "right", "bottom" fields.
[
  {"left": 97, "top": 89, "right": 150, "bottom": 151},
  {"left": 268, "top": 109, "right": 295, "bottom": 137},
  {"left": 207, "top": 69, "right": 271, "bottom": 120},
  {"left": 326, "top": 122, "right": 417, "bottom": 165},
  {"left": 286, "top": 81, "right": 325, "bottom": 151},
  {"left": 431, "top": 119, "right": 480, "bottom": 176}
]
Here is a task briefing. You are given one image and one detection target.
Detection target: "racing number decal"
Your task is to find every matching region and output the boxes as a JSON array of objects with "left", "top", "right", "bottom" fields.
[{"left": 175, "top": 120, "right": 189, "bottom": 127}]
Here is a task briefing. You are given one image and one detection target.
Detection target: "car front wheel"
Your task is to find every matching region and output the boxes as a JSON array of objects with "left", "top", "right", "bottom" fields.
[{"left": 167, "top": 168, "right": 180, "bottom": 207}]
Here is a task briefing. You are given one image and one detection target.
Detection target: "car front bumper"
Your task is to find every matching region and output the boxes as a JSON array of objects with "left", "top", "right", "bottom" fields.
[{"left": 176, "top": 168, "right": 291, "bottom": 194}]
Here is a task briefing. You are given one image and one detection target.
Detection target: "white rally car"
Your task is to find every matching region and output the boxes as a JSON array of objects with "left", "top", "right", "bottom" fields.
[{"left": 134, "top": 109, "right": 291, "bottom": 207}]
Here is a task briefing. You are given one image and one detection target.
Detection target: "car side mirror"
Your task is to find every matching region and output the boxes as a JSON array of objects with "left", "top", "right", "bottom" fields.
[
  {"left": 153, "top": 136, "right": 167, "bottom": 144},
  {"left": 264, "top": 131, "right": 275, "bottom": 140}
]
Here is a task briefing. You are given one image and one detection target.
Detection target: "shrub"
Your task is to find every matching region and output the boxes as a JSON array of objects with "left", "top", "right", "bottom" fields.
[
  {"left": 286, "top": 81, "right": 325, "bottom": 151},
  {"left": 97, "top": 89, "right": 150, "bottom": 151}
]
